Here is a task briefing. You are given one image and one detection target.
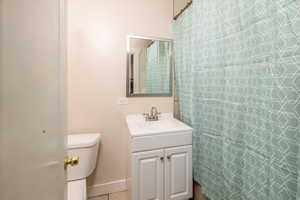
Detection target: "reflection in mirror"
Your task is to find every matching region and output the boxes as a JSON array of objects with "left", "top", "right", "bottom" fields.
[{"left": 127, "top": 36, "right": 172, "bottom": 97}]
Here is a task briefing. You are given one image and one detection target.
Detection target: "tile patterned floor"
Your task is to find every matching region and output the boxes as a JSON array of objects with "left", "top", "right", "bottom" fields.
[
  {"left": 89, "top": 191, "right": 128, "bottom": 200},
  {"left": 89, "top": 184, "right": 208, "bottom": 200}
]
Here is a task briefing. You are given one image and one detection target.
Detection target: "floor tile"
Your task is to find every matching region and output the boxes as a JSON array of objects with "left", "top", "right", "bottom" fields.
[
  {"left": 109, "top": 191, "right": 128, "bottom": 200},
  {"left": 89, "top": 194, "right": 109, "bottom": 200}
]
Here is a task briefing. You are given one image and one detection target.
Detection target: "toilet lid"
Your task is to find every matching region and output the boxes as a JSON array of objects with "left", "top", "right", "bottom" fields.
[
  {"left": 68, "top": 133, "right": 101, "bottom": 149},
  {"left": 68, "top": 179, "right": 86, "bottom": 200}
]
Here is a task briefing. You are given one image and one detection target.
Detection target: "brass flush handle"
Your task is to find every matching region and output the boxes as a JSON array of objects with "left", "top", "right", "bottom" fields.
[{"left": 64, "top": 156, "right": 79, "bottom": 169}]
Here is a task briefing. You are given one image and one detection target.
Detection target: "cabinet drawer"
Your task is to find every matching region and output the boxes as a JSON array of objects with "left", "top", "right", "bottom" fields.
[{"left": 131, "top": 131, "right": 192, "bottom": 152}]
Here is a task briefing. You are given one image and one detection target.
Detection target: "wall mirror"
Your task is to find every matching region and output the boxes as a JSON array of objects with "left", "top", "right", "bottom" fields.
[{"left": 126, "top": 35, "right": 173, "bottom": 97}]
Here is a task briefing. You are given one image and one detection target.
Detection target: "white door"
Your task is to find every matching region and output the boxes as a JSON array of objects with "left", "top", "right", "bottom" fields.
[
  {"left": 165, "top": 146, "right": 192, "bottom": 200},
  {"left": 0, "top": 0, "right": 67, "bottom": 199},
  {"left": 132, "top": 149, "right": 165, "bottom": 200}
]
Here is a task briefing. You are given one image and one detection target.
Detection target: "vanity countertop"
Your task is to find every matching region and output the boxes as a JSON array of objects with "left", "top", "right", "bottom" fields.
[{"left": 126, "top": 113, "right": 192, "bottom": 137}]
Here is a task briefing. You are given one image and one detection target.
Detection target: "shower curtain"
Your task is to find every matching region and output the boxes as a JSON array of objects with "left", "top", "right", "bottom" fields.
[{"left": 173, "top": 0, "right": 300, "bottom": 200}]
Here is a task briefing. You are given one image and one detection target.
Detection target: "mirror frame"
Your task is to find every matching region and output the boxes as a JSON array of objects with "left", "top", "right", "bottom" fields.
[{"left": 126, "top": 35, "right": 173, "bottom": 97}]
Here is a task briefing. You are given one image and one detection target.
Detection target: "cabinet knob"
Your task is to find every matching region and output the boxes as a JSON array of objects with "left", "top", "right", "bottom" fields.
[
  {"left": 160, "top": 157, "right": 164, "bottom": 161},
  {"left": 167, "top": 155, "right": 171, "bottom": 160}
]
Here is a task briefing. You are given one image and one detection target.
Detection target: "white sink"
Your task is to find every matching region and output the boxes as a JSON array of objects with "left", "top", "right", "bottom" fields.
[
  {"left": 126, "top": 113, "right": 193, "bottom": 152},
  {"left": 126, "top": 113, "right": 192, "bottom": 137}
]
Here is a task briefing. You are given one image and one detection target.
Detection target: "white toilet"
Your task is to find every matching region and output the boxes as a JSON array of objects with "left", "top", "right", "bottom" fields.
[{"left": 67, "top": 133, "right": 101, "bottom": 200}]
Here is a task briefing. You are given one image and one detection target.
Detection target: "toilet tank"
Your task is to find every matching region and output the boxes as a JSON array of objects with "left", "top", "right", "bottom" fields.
[{"left": 67, "top": 133, "right": 101, "bottom": 181}]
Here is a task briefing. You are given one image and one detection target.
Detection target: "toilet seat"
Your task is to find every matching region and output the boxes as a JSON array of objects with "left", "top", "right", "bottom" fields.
[{"left": 68, "top": 179, "right": 87, "bottom": 200}]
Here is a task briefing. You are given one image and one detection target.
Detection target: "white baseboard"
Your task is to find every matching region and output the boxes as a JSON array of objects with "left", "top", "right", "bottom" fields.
[{"left": 88, "top": 179, "right": 127, "bottom": 197}]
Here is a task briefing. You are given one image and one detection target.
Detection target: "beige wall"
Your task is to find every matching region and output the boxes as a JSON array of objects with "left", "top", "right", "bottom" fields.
[{"left": 67, "top": 0, "right": 174, "bottom": 186}]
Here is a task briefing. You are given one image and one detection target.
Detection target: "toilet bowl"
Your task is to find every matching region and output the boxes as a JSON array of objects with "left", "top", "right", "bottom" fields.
[
  {"left": 67, "top": 133, "right": 101, "bottom": 200},
  {"left": 68, "top": 179, "right": 86, "bottom": 200}
]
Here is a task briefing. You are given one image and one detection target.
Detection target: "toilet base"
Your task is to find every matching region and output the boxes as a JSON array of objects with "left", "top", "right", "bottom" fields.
[{"left": 68, "top": 179, "right": 87, "bottom": 200}]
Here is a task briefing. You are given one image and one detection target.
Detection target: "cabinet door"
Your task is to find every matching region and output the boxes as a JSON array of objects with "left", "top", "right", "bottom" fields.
[
  {"left": 132, "top": 149, "right": 165, "bottom": 200},
  {"left": 165, "top": 145, "right": 192, "bottom": 200}
]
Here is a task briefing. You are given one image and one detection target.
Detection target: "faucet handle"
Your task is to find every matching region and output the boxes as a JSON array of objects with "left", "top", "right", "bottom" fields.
[
  {"left": 157, "top": 112, "right": 161, "bottom": 119},
  {"left": 143, "top": 113, "right": 150, "bottom": 121}
]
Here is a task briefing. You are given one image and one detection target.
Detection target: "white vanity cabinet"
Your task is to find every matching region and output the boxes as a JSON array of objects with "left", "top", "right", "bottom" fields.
[
  {"left": 126, "top": 113, "right": 193, "bottom": 200},
  {"left": 132, "top": 146, "right": 192, "bottom": 200}
]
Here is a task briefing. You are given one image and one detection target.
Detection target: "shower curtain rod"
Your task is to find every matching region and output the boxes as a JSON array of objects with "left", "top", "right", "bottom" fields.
[
  {"left": 147, "top": 41, "right": 154, "bottom": 48},
  {"left": 173, "top": 0, "right": 192, "bottom": 20}
]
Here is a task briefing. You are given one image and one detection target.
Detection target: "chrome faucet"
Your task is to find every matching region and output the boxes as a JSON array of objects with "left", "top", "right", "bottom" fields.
[{"left": 143, "top": 106, "right": 161, "bottom": 121}]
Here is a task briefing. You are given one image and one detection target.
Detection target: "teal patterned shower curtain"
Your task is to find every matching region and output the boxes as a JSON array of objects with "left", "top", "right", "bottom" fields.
[{"left": 173, "top": 0, "right": 300, "bottom": 199}]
